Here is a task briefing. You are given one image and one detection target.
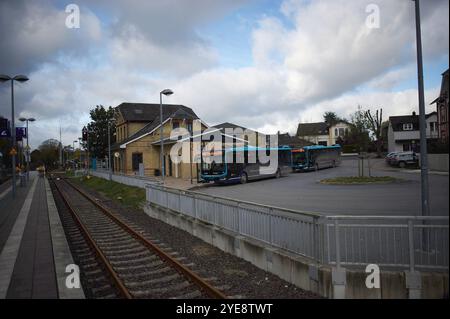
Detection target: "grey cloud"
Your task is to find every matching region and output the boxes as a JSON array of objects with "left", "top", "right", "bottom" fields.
[{"left": 0, "top": 0, "right": 102, "bottom": 75}]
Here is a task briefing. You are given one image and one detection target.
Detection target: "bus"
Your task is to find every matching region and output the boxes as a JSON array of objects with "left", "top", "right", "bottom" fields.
[
  {"left": 200, "top": 145, "right": 292, "bottom": 184},
  {"left": 291, "top": 144, "right": 341, "bottom": 172}
]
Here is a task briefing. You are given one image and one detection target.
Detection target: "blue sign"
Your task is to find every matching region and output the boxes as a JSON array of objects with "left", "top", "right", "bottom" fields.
[
  {"left": 0, "top": 128, "right": 10, "bottom": 138},
  {"left": 16, "top": 127, "right": 27, "bottom": 138}
]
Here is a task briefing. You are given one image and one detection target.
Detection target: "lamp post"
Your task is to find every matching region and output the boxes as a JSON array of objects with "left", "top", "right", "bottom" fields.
[
  {"left": 413, "top": 0, "right": 430, "bottom": 217},
  {"left": 0, "top": 74, "right": 29, "bottom": 199},
  {"left": 159, "top": 89, "right": 174, "bottom": 184},
  {"left": 19, "top": 117, "right": 35, "bottom": 182}
]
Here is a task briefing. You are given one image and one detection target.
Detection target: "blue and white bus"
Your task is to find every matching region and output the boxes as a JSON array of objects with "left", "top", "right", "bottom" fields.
[
  {"left": 200, "top": 145, "right": 292, "bottom": 184},
  {"left": 291, "top": 145, "right": 341, "bottom": 172}
]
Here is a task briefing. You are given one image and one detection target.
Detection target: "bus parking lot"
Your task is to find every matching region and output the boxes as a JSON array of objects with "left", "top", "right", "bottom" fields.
[{"left": 196, "top": 157, "right": 449, "bottom": 216}]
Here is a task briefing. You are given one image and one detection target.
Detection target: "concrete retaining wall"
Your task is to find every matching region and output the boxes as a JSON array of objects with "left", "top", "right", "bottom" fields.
[
  {"left": 428, "top": 154, "right": 449, "bottom": 172},
  {"left": 91, "top": 170, "right": 156, "bottom": 188},
  {"left": 144, "top": 203, "right": 449, "bottom": 299}
]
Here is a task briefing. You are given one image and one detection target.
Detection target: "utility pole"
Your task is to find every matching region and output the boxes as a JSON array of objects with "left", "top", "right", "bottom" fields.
[{"left": 413, "top": 0, "right": 430, "bottom": 217}]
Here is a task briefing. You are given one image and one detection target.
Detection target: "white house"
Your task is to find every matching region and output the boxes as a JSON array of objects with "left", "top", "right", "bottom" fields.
[
  {"left": 387, "top": 112, "right": 438, "bottom": 153},
  {"left": 297, "top": 121, "right": 350, "bottom": 146}
]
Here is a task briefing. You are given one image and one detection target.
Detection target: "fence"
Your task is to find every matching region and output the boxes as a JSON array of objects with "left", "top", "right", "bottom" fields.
[
  {"left": 146, "top": 183, "right": 449, "bottom": 272},
  {"left": 91, "top": 169, "right": 160, "bottom": 189}
]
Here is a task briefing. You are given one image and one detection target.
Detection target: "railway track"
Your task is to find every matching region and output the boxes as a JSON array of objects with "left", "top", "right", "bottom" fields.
[{"left": 52, "top": 177, "right": 226, "bottom": 299}]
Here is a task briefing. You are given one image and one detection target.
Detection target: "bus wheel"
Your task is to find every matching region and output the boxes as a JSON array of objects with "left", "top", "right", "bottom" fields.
[{"left": 240, "top": 172, "right": 248, "bottom": 184}]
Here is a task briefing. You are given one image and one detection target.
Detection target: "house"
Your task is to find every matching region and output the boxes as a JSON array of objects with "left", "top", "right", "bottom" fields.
[
  {"left": 212, "top": 122, "right": 262, "bottom": 147},
  {"left": 277, "top": 132, "right": 313, "bottom": 148},
  {"left": 111, "top": 102, "right": 206, "bottom": 179},
  {"left": 296, "top": 121, "right": 350, "bottom": 146},
  {"left": 296, "top": 122, "right": 329, "bottom": 145},
  {"left": 430, "top": 69, "right": 449, "bottom": 142},
  {"left": 387, "top": 111, "right": 438, "bottom": 153}
]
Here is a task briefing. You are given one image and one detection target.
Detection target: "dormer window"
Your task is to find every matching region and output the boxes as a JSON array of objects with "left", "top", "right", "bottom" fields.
[{"left": 403, "top": 123, "right": 413, "bottom": 131}]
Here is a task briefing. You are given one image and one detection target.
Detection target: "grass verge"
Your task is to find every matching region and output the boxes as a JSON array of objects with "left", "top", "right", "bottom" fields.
[
  {"left": 76, "top": 176, "right": 145, "bottom": 210},
  {"left": 320, "top": 176, "right": 399, "bottom": 185}
]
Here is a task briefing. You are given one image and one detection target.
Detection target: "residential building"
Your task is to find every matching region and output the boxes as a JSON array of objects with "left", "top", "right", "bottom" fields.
[
  {"left": 212, "top": 122, "right": 262, "bottom": 147},
  {"left": 111, "top": 102, "right": 205, "bottom": 179},
  {"left": 296, "top": 121, "right": 350, "bottom": 146},
  {"left": 296, "top": 122, "right": 329, "bottom": 146},
  {"left": 277, "top": 132, "right": 313, "bottom": 148},
  {"left": 431, "top": 69, "right": 449, "bottom": 142},
  {"left": 387, "top": 111, "right": 438, "bottom": 153}
]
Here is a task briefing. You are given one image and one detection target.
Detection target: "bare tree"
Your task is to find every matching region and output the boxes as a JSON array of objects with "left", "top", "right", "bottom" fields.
[{"left": 364, "top": 108, "right": 383, "bottom": 157}]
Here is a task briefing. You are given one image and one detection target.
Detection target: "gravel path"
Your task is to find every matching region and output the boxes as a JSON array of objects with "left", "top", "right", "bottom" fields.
[{"left": 72, "top": 178, "right": 322, "bottom": 299}]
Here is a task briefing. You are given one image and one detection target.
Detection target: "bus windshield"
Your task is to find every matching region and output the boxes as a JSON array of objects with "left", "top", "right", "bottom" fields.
[
  {"left": 292, "top": 150, "right": 307, "bottom": 164},
  {"left": 201, "top": 153, "right": 225, "bottom": 175}
]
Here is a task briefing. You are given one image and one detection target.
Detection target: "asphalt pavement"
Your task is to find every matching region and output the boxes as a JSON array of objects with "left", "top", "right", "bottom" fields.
[{"left": 196, "top": 158, "right": 449, "bottom": 216}]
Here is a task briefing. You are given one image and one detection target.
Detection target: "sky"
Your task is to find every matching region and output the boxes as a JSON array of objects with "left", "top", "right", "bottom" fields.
[{"left": 0, "top": 0, "right": 448, "bottom": 150}]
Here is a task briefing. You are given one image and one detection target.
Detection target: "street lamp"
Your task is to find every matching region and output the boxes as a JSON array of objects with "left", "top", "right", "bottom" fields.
[
  {"left": 19, "top": 117, "right": 35, "bottom": 182},
  {"left": 160, "top": 89, "right": 173, "bottom": 184},
  {"left": 0, "top": 74, "right": 29, "bottom": 199}
]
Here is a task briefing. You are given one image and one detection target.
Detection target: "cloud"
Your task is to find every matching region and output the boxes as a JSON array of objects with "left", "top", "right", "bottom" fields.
[
  {"left": 0, "top": 0, "right": 102, "bottom": 74},
  {"left": 0, "top": 0, "right": 447, "bottom": 149}
]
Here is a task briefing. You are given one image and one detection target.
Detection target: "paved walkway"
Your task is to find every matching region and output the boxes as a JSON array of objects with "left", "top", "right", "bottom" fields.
[{"left": 0, "top": 174, "right": 84, "bottom": 299}]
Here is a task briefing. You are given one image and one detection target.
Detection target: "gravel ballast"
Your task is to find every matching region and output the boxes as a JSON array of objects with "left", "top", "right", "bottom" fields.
[{"left": 73, "top": 178, "right": 322, "bottom": 299}]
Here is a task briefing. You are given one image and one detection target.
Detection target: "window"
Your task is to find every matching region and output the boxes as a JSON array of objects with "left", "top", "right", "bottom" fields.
[
  {"left": 334, "top": 128, "right": 338, "bottom": 136},
  {"left": 187, "top": 122, "right": 193, "bottom": 133},
  {"left": 430, "top": 122, "right": 435, "bottom": 132},
  {"left": 172, "top": 122, "right": 179, "bottom": 129},
  {"left": 403, "top": 123, "right": 413, "bottom": 131},
  {"left": 403, "top": 143, "right": 411, "bottom": 151},
  {"left": 338, "top": 128, "right": 345, "bottom": 137}
]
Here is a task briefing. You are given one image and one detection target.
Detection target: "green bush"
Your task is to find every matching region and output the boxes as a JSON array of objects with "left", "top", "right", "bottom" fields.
[{"left": 342, "top": 144, "right": 358, "bottom": 153}]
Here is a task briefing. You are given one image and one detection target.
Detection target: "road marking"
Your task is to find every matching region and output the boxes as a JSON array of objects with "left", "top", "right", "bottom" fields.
[{"left": 0, "top": 176, "right": 38, "bottom": 298}]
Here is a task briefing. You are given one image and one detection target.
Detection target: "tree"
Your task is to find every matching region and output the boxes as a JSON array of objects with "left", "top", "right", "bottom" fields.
[
  {"left": 38, "top": 139, "right": 60, "bottom": 169},
  {"left": 347, "top": 105, "right": 371, "bottom": 152},
  {"left": 364, "top": 108, "right": 383, "bottom": 157},
  {"left": 323, "top": 112, "right": 341, "bottom": 126},
  {"left": 86, "top": 105, "right": 116, "bottom": 159}
]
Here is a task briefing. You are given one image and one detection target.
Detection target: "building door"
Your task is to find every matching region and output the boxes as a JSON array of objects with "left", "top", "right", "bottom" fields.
[
  {"left": 132, "top": 153, "right": 143, "bottom": 172},
  {"left": 168, "top": 155, "right": 173, "bottom": 176}
]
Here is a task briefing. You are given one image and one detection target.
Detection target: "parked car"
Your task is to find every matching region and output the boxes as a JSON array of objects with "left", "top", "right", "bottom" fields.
[
  {"left": 389, "top": 152, "right": 418, "bottom": 168},
  {"left": 385, "top": 152, "right": 398, "bottom": 164}
]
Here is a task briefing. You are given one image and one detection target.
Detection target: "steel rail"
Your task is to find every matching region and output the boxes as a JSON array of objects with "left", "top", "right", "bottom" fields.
[
  {"left": 62, "top": 177, "right": 226, "bottom": 299},
  {"left": 53, "top": 179, "right": 132, "bottom": 298}
]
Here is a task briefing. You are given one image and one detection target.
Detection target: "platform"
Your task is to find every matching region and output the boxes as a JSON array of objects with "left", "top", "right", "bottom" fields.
[{"left": 0, "top": 173, "right": 84, "bottom": 299}]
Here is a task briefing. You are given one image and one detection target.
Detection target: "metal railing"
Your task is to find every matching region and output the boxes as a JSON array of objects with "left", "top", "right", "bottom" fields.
[
  {"left": 147, "top": 183, "right": 324, "bottom": 262},
  {"left": 325, "top": 216, "right": 449, "bottom": 271},
  {"left": 146, "top": 183, "right": 449, "bottom": 271}
]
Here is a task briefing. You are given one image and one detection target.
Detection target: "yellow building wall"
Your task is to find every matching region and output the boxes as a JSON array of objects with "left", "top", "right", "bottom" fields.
[{"left": 119, "top": 119, "right": 204, "bottom": 179}]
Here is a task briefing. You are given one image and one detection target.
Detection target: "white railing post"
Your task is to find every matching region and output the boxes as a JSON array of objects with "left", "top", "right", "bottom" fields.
[
  {"left": 335, "top": 219, "right": 341, "bottom": 268},
  {"left": 408, "top": 220, "right": 415, "bottom": 272}
]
